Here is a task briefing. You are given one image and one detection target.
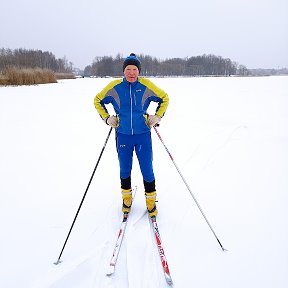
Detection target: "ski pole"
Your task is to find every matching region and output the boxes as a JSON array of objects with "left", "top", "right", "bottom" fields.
[
  {"left": 54, "top": 127, "right": 113, "bottom": 265},
  {"left": 153, "top": 126, "right": 226, "bottom": 251}
]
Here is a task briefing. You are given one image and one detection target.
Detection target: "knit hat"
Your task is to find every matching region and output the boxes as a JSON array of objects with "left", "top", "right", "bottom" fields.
[{"left": 123, "top": 53, "right": 141, "bottom": 72}]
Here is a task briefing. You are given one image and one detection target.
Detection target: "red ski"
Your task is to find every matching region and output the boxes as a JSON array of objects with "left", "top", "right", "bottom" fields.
[
  {"left": 106, "top": 187, "right": 137, "bottom": 276},
  {"left": 150, "top": 216, "right": 173, "bottom": 285}
]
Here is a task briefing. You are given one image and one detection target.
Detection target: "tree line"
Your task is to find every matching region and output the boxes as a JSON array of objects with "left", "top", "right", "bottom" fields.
[
  {"left": 0, "top": 48, "right": 250, "bottom": 77},
  {"left": 0, "top": 48, "right": 73, "bottom": 72},
  {"left": 84, "top": 53, "right": 249, "bottom": 77}
]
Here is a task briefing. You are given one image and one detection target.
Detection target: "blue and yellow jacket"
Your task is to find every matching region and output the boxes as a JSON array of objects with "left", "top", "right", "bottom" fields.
[{"left": 94, "top": 77, "right": 169, "bottom": 135}]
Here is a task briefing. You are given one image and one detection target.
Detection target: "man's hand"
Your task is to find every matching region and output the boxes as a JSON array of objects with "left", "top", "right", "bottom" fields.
[
  {"left": 105, "top": 116, "right": 119, "bottom": 128},
  {"left": 147, "top": 115, "right": 161, "bottom": 127}
]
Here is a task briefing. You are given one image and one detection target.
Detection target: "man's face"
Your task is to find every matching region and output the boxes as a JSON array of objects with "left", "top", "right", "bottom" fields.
[{"left": 124, "top": 65, "right": 139, "bottom": 83}]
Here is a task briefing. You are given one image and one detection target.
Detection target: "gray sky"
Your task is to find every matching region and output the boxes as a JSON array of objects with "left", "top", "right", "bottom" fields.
[{"left": 1, "top": 0, "right": 287, "bottom": 69}]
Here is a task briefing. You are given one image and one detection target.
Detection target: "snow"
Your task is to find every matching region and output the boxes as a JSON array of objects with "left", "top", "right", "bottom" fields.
[{"left": 0, "top": 76, "right": 288, "bottom": 288}]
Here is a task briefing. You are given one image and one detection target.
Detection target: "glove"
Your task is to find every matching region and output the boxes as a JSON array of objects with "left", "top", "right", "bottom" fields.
[
  {"left": 105, "top": 116, "right": 118, "bottom": 128},
  {"left": 147, "top": 115, "right": 161, "bottom": 127}
]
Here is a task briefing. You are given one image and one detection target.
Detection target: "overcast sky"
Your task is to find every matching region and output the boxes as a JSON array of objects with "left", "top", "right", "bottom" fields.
[{"left": 1, "top": 0, "right": 287, "bottom": 69}]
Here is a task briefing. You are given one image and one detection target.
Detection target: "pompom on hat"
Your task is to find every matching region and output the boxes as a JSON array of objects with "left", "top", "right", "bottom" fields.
[{"left": 123, "top": 53, "right": 141, "bottom": 72}]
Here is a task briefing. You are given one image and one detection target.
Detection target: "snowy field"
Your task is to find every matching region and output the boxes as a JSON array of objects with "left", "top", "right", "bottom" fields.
[{"left": 0, "top": 76, "right": 287, "bottom": 288}]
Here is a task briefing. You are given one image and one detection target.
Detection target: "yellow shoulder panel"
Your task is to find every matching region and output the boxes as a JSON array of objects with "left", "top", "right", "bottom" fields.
[
  {"left": 94, "top": 79, "right": 122, "bottom": 119},
  {"left": 138, "top": 78, "right": 169, "bottom": 117}
]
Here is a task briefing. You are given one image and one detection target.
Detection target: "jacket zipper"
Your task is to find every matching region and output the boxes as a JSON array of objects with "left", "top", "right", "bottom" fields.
[{"left": 129, "top": 84, "right": 134, "bottom": 135}]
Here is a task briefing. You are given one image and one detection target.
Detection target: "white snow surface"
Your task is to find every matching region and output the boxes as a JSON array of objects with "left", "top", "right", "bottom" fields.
[{"left": 0, "top": 76, "right": 288, "bottom": 288}]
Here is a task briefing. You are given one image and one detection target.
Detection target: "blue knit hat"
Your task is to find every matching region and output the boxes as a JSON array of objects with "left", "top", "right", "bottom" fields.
[{"left": 123, "top": 53, "right": 141, "bottom": 72}]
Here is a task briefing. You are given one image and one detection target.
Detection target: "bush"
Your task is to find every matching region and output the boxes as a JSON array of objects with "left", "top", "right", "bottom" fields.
[
  {"left": 55, "top": 72, "right": 76, "bottom": 79},
  {"left": 1, "top": 66, "right": 57, "bottom": 85},
  {"left": 0, "top": 74, "right": 9, "bottom": 85}
]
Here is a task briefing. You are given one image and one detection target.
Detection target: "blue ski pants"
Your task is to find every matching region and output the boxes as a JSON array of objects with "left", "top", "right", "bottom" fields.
[{"left": 116, "top": 131, "right": 155, "bottom": 183}]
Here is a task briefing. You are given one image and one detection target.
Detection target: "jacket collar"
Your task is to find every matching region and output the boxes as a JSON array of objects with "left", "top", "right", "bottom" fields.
[{"left": 123, "top": 77, "right": 138, "bottom": 87}]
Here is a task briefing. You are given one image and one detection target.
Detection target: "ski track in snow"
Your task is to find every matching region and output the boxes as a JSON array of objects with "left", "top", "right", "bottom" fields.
[
  {"left": 38, "top": 190, "right": 170, "bottom": 288},
  {"left": 185, "top": 124, "right": 249, "bottom": 173}
]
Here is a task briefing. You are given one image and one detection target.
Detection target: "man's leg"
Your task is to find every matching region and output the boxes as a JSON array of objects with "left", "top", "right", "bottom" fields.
[
  {"left": 117, "top": 133, "right": 134, "bottom": 213},
  {"left": 135, "top": 132, "right": 157, "bottom": 217}
]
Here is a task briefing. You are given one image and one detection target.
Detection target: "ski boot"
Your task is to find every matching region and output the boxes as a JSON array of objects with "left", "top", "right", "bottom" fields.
[
  {"left": 122, "top": 188, "right": 132, "bottom": 214},
  {"left": 145, "top": 191, "right": 158, "bottom": 218}
]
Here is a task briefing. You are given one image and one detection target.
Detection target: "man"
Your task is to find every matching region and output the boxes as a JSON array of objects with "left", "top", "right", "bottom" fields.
[{"left": 94, "top": 53, "right": 169, "bottom": 217}]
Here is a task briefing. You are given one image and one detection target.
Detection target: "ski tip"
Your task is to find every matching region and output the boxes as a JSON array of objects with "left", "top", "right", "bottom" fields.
[{"left": 165, "top": 275, "right": 173, "bottom": 286}]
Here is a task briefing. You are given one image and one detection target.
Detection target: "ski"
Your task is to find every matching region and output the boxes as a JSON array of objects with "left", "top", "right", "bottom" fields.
[
  {"left": 106, "top": 187, "right": 137, "bottom": 276},
  {"left": 150, "top": 216, "right": 173, "bottom": 285}
]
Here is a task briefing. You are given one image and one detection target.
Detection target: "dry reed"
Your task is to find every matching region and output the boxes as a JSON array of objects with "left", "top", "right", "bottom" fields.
[
  {"left": 1, "top": 66, "right": 57, "bottom": 85},
  {"left": 55, "top": 72, "right": 76, "bottom": 79}
]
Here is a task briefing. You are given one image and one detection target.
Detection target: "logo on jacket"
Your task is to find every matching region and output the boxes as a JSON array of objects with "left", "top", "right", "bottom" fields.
[{"left": 136, "top": 89, "right": 142, "bottom": 92}]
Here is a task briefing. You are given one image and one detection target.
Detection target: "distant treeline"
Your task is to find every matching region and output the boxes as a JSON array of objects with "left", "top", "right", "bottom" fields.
[
  {"left": 0, "top": 48, "right": 73, "bottom": 72},
  {"left": 2, "top": 48, "right": 286, "bottom": 79},
  {"left": 84, "top": 53, "right": 249, "bottom": 77},
  {"left": 249, "top": 68, "right": 288, "bottom": 76}
]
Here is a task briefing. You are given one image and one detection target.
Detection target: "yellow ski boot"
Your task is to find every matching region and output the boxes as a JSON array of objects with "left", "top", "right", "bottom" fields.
[
  {"left": 145, "top": 191, "right": 158, "bottom": 218},
  {"left": 122, "top": 188, "right": 132, "bottom": 214}
]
